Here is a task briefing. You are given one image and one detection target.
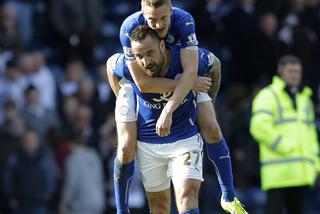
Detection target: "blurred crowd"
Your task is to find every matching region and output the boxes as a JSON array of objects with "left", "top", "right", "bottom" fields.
[{"left": 0, "top": 0, "right": 319, "bottom": 213}]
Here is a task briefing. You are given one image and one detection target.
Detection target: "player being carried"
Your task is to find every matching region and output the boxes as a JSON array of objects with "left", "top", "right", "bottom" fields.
[{"left": 107, "top": 0, "right": 248, "bottom": 213}]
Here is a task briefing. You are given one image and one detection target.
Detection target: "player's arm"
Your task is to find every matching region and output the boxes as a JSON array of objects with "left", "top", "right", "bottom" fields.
[
  {"left": 161, "top": 12, "right": 199, "bottom": 114},
  {"left": 121, "top": 22, "right": 197, "bottom": 93},
  {"left": 105, "top": 55, "right": 121, "bottom": 96},
  {"left": 121, "top": 24, "right": 179, "bottom": 93},
  {"left": 156, "top": 47, "right": 198, "bottom": 137},
  {"left": 127, "top": 61, "right": 210, "bottom": 93},
  {"left": 164, "top": 48, "right": 198, "bottom": 113},
  {"left": 210, "top": 55, "right": 221, "bottom": 103},
  {"left": 127, "top": 60, "right": 177, "bottom": 93},
  {"left": 156, "top": 13, "right": 199, "bottom": 136}
]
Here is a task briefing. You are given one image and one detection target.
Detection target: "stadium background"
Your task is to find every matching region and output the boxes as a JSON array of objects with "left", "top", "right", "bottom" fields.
[{"left": 0, "top": 0, "right": 319, "bottom": 213}]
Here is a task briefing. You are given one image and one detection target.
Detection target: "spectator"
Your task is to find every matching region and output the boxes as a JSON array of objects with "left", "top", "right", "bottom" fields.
[
  {"left": 27, "top": 51, "right": 57, "bottom": 110},
  {"left": 252, "top": 12, "right": 281, "bottom": 82},
  {"left": 59, "top": 96, "right": 79, "bottom": 134},
  {"left": 0, "top": 4, "right": 23, "bottom": 54},
  {"left": 58, "top": 60, "right": 87, "bottom": 98},
  {"left": 50, "top": 0, "right": 102, "bottom": 67},
  {"left": 72, "top": 105, "right": 97, "bottom": 147},
  {"left": 224, "top": 0, "right": 258, "bottom": 84},
  {"left": 59, "top": 130, "right": 105, "bottom": 214},
  {"left": 93, "top": 63, "right": 116, "bottom": 127},
  {"left": 0, "top": 39, "right": 13, "bottom": 75},
  {"left": 19, "top": 50, "right": 57, "bottom": 110},
  {"left": 22, "top": 85, "right": 60, "bottom": 142},
  {"left": 0, "top": 100, "right": 24, "bottom": 137},
  {"left": 4, "top": 0, "right": 34, "bottom": 45},
  {"left": 191, "top": 0, "right": 233, "bottom": 49},
  {"left": 2, "top": 130, "right": 58, "bottom": 214},
  {"left": 0, "top": 60, "right": 27, "bottom": 122},
  {"left": 250, "top": 55, "right": 319, "bottom": 214}
]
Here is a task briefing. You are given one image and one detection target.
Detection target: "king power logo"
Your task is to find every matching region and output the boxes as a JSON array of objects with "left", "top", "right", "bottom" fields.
[
  {"left": 152, "top": 92, "right": 173, "bottom": 102},
  {"left": 142, "top": 92, "right": 190, "bottom": 109}
]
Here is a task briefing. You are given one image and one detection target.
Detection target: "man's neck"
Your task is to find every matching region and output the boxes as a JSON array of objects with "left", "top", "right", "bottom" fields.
[{"left": 159, "top": 48, "right": 171, "bottom": 77}]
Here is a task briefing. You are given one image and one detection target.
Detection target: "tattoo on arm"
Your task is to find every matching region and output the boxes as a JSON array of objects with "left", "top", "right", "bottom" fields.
[{"left": 209, "top": 56, "right": 221, "bottom": 103}]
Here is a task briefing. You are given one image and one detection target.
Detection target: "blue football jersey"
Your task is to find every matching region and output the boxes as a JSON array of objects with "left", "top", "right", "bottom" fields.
[
  {"left": 113, "top": 46, "right": 214, "bottom": 144},
  {"left": 120, "top": 7, "right": 198, "bottom": 60}
]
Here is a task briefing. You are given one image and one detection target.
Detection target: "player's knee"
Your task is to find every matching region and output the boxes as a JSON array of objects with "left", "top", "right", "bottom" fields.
[
  {"left": 201, "top": 119, "right": 222, "bottom": 143},
  {"left": 149, "top": 198, "right": 170, "bottom": 214},
  {"left": 177, "top": 188, "right": 198, "bottom": 211},
  {"left": 150, "top": 203, "right": 170, "bottom": 214},
  {"left": 117, "top": 141, "right": 136, "bottom": 163}
]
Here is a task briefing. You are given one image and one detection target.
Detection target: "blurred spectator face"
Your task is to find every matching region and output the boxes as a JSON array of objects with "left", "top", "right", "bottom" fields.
[
  {"left": 77, "top": 79, "right": 95, "bottom": 103},
  {"left": 279, "top": 63, "right": 302, "bottom": 87},
  {"left": 4, "top": 101, "right": 17, "bottom": 120},
  {"left": 19, "top": 52, "right": 35, "bottom": 75},
  {"left": 32, "top": 52, "right": 46, "bottom": 70},
  {"left": 5, "top": 66, "right": 20, "bottom": 80},
  {"left": 65, "top": 61, "right": 85, "bottom": 82},
  {"left": 142, "top": 1, "right": 172, "bottom": 38},
  {"left": 74, "top": 106, "right": 92, "bottom": 129},
  {"left": 63, "top": 96, "right": 79, "bottom": 120},
  {"left": 1, "top": 6, "right": 17, "bottom": 29},
  {"left": 260, "top": 13, "right": 278, "bottom": 36},
  {"left": 26, "top": 87, "right": 39, "bottom": 106},
  {"left": 22, "top": 131, "right": 39, "bottom": 154}
]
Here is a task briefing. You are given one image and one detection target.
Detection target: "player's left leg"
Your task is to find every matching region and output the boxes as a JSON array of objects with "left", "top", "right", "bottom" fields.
[
  {"left": 197, "top": 101, "right": 236, "bottom": 201},
  {"left": 196, "top": 54, "right": 248, "bottom": 213},
  {"left": 170, "top": 134, "right": 204, "bottom": 214},
  {"left": 106, "top": 55, "right": 137, "bottom": 214},
  {"left": 146, "top": 190, "right": 171, "bottom": 214},
  {"left": 136, "top": 140, "right": 173, "bottom": 214},
  {"left": 173, "top": 179, "right": 201, "bottom": 214}
]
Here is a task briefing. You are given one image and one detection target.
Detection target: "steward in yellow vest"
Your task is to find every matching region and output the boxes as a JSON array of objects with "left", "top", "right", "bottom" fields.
[{"left": 250, "top": 55, "right": 319, "bottom": 214}]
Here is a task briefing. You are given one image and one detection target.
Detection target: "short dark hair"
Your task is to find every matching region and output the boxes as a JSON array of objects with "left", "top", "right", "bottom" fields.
[
  {"left": 25, "top": 84, "right": 37, "bottom": 95},
  {"left": 130, "top": 25, "right": 161, "bottom": 44},
  {"left": 277, "top": 55, "right": 301, "bottom": 71},
  {"left": 141, "top": 0, "right": 169, "bottom": 8}
]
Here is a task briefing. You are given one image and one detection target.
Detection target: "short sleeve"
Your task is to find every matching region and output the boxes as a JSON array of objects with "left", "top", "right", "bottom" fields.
[{"left": 174, "top": 10, "right": 198, "bottom": 48}]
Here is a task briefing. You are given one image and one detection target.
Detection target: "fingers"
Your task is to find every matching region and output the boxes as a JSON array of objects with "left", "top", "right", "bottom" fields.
[
  {"left": 199, "top": 78, "right": 212, "bottom": 92},
  {"left": 194, "top": 76, "right": 212, "bottom": 92},
  {"left": 156, "top": 125, "right": 170, "bottom": 137}
]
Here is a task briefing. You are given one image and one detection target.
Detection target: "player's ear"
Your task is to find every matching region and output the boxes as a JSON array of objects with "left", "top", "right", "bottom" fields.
[{"left": 159, "top": 40, "right": 165, "bottom": 53}]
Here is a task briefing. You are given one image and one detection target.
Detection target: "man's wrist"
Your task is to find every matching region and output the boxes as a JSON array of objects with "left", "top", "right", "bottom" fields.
[{"left": 163, "top": 102, "right": 175, "bottom": 114}]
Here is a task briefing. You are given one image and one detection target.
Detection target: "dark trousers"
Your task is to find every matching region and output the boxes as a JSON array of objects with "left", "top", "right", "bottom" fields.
[{"left": 265, "top": 186, "right": 308, "bottom": 214}]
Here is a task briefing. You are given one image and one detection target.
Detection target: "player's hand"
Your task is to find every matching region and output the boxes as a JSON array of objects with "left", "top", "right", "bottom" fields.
[
  {"left": 192, "top": 76, "right": 212, "bottom": 92},
  {"left": 156, "top": 108, "right": 173, "bottom": 137}
]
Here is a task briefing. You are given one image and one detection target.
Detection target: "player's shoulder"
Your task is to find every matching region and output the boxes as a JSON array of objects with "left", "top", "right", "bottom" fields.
[
  {"left": 172, "top": 7, "right": 194, "bottom": 22},
  {"left": 109, "top": 53, "right": 128, "bottom": 77},
  {"left": 171, "top": 7, "right": 196, "bottom": 33},
  {"left": 120, "top": 11, "right": 145, "bottom": 33},
  {"left": 168, "top": 44, "right": 181, "bottom": 59}
]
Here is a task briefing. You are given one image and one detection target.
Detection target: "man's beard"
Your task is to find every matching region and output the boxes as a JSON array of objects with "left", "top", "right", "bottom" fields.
[{"left": 145, "top": 54, "right": 165, "bottom": 77}]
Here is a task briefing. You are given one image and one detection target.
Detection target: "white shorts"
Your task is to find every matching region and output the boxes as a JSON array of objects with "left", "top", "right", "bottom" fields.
[
  {"left": 136, "top": 134, "right": 204, "bottom": 192},
  {"left": 115, "top": 82, "right": 211, "bottom": 122},
  {"left": 196, "top": 92, "right": 212, "bottom": 104},
  {"left": 115, "top": 79, "right": 137, "bottom": 122}
]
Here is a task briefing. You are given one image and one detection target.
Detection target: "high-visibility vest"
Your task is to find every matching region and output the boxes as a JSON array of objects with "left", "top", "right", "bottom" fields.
[{"left": 250, "top": 76, "right": 319, "bottom": 190}]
